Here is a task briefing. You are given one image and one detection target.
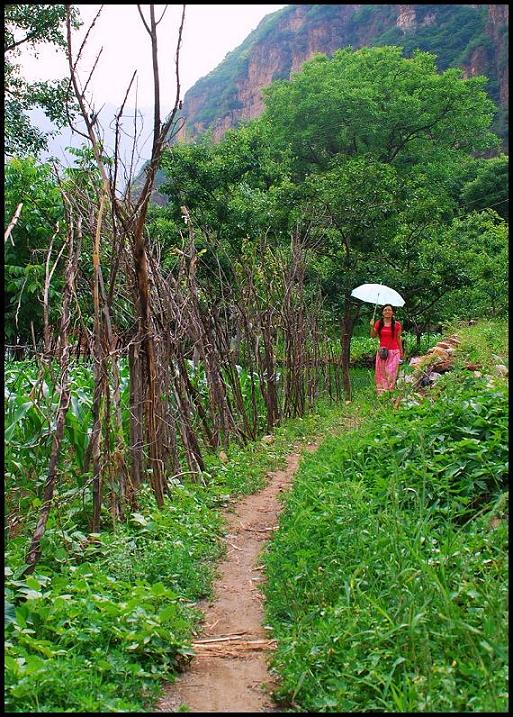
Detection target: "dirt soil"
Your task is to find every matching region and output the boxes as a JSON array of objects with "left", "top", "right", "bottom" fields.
[{"left": 155, "top": 438, "right": 320, "bottom": 713}]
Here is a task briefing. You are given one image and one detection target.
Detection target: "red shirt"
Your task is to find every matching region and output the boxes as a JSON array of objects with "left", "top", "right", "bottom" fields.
[{"left": 374, "top": 320, "right": 401, "bottom": 350}]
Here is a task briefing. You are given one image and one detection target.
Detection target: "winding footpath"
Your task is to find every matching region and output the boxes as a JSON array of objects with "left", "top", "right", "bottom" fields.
[{"left": 155, "top": 439, "right": 320, "bottom": 713}]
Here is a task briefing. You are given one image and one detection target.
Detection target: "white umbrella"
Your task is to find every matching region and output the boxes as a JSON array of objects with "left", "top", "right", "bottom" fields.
[{"left": 351, "top": 283, "right": 405, "bottom": 322}]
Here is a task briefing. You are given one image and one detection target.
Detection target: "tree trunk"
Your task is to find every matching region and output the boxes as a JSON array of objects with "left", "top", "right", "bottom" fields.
[
  {"left": 133, "top": 213, "right": 166, "bottom": 507},
  {"left": 128, "top": 342, "right": 144, "bottom": 491},
  {"left": 340, "top": 301, "right": 356, "bottom": 402}
]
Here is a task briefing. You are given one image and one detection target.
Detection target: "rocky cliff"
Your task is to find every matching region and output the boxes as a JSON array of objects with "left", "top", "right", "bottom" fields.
[{"left": 174, "top": 4, "right": 508, "bottom": 145}]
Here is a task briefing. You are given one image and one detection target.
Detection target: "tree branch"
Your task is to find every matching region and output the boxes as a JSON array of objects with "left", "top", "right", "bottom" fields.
[{"left": 4, "top": 202, "right": 23, "bottom": 244}]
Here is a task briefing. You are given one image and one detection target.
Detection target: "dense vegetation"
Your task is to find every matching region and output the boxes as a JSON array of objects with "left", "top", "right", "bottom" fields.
[
  {"left": 4, "top": 6, "right": 509, "bottom": 713},
  {"left": 5, "top": 322, "right": 508, "bottom": 711},
  {"left": 4, "top": 372, "right": 372, "bottom": 712},
  {"left": 264, "top": 320, "right": 508, "bottom": 712},
  {"left": 365, "top": 5, "right": 488, "bottom": 72},
  {"left": 158, "top": 44, "right": 506, "bottom": 396}
]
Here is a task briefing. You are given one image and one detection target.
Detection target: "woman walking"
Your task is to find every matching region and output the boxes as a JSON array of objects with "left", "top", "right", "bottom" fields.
[{"left": 370, "top": 304, "right": 404, "bottom": 394}]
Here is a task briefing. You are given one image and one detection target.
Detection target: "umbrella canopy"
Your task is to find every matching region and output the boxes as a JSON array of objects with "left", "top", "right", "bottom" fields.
[{"left": 351, "top": 283, "right": 405, "bottom": 307}]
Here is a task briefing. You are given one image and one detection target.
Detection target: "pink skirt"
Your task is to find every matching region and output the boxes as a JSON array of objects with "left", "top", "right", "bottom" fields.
[{"left": 375, "top": 349, "right": 401, "bottom": 393}]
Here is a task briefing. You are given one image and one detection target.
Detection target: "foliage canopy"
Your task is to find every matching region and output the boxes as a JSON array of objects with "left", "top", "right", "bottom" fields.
[{"left": 4, "top": 4, "right": 81, "bottom": 157}]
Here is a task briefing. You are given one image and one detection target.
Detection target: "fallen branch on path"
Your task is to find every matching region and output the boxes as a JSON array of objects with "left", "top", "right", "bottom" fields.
[
  {"left": 221, "top": 535, "right": 244, "bottom": 553},
  {"left": 242, "top": 526, "right": 278, "bottom": 533},
  {"left": 191, "top": 638, "right": 277, "bottom": 657},
  {"left": 194, "top": 632, "right": 252, "bottom": 644},
  {"left": 222, "top": 538, "right": 244, "bottom": 551}
]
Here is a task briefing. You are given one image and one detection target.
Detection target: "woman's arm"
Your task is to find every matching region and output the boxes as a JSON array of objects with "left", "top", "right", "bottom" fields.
[
  {"left": 397, "top": 324, "right": 404, "bottom": 357},
  {"left": 370, "top": 320, "right": 378, "bottom": 338}
]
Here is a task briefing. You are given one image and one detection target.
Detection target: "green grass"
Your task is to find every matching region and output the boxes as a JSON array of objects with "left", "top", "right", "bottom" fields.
[
  {"left": 449, "top": 318, "right": 508, "bottom": 370},
  {"left": 262, "top": 319, "right": 508, "bottom": 712}
]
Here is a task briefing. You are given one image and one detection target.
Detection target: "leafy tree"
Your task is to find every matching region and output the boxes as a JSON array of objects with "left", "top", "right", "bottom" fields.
[
  {"left": 459, "top": 154, "right": 509, "bottom": 220},
  {"left": 262, "top": 46, "right": 498, "bottom": 179},
  {"left": 4, "top": 4, "right": 81, "bottom": 157},
  {"left": 155, "top": 121, "right": 294, "bottom": 283},
  {"left": 259, "top": 45, "right": 500, "bottom": 396},
  {"left": 156, "top": 45, "right": 502, "bottom": 397},
  {"left": 4, "top": 157, "right": 65, "bottom": 346},
  {"left": 3, "top": 146, "right": 110, "bottom": 349},
  {"left": 435, "top": 210, "right": 508, "bottom": 319}
]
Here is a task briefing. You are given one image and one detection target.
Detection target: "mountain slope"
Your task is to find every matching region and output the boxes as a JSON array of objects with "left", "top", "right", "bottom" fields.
[{"left": 175, "top": 4, "right": 508, "bottom": 146}]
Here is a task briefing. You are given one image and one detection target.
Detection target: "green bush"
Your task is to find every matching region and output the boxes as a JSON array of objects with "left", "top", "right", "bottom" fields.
[{"left": 5, "top": 562, "right": 195, "bottom": 712}]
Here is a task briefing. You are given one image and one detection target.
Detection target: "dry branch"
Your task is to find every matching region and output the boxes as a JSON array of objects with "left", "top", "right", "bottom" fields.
[
  {"left": 43, "top": 225, "right": 66, "bottom": 359},
  {"left": 191, "top": 638, "right": 278, "bottom": 657},
  {"left": 193, "top": 633, "right": 251, "bottom": 644},
  {"left": 4, "top": 202, "right": 23, "bottom": 244},
  {"left": 24, "top": 215, "right": 80, "bottom": 574}
]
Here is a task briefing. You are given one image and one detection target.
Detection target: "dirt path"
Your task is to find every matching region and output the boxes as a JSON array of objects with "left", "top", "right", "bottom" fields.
[{"left": 155, "top": 438, "right": 320, "bottom": 713}]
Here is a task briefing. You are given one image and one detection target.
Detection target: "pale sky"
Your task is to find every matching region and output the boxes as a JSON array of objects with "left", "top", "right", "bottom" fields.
[
  {"left": 19, "top": 4, "right": 287, "bottom": 113},
  {"left": 16, "top": 4, "right": 286, "bottom": 175}
]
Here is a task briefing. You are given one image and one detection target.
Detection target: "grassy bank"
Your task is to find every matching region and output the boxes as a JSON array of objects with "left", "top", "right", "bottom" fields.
[{"left": 263, "top": 320, "right": 508, "bottom": 712}]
